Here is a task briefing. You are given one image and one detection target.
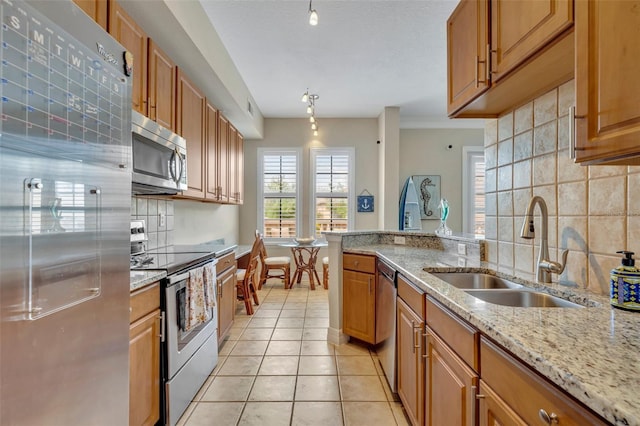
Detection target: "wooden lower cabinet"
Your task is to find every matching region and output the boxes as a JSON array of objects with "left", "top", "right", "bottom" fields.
[
  {"left": 129, "top": 283, "right": 161, "bottom": 426},
  {"left": 342, "top": 269, "right": 376, "bottom": 343},
  {"left": 478, "top": 380, "right": 527, "bottom": 426},
  {"left": 480, "top": 337, "right": 608, "bottom": 426},
  {"left": 425, "top": 328, "right": 478, "bottom": 426},
  {"left": 216, "top": 252, "right": 236, "bottom": 343},
  {"left": 397, "top": 297, "right": 425, "bottom": 426}
]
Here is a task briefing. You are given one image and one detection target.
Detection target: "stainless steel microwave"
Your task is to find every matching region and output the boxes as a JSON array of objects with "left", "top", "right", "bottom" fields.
[{"left": 131, "top": 111, "right": 187, "bottom": 195}]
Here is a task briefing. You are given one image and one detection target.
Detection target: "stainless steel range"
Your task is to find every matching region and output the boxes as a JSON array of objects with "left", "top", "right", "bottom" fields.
[{"left": 130, "top": 223, "right": 219, "bottom": 426}]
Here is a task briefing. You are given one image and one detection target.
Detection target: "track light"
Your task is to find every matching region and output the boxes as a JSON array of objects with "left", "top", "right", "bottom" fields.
[{"left": 308, "top": 0, "right": 318, "bottom": 26}]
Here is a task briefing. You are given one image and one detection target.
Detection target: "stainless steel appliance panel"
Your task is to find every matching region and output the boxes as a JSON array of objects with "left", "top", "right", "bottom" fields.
[
  {"left": 0, "top": 0, "right": 132, "bottom": 423},
  {"left": 376, "top": 259, "right": 397, "bottom": 392}
]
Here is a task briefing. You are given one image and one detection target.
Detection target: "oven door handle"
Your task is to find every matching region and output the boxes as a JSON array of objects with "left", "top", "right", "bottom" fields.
[{"left": 169, "top": 270, "right": 191, "bottom": 285}]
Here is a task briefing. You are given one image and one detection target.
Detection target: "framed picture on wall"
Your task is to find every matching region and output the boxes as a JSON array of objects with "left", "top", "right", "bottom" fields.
[{"left": 412, "top": 175, "right": 441, "bottom": 219}]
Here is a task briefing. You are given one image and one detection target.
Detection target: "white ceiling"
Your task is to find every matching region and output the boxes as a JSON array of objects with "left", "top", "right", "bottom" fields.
[{"left": 199, "top": 0, "right": 483, "bottom": 129}]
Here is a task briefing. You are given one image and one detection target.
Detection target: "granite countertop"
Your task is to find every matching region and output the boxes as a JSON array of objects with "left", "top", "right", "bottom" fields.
[
  {"left": 344, "top": 244, "right": 638, "bottom": 426},
  {"left": 130, "top": 270, "right": 166, "bottom": 292}
]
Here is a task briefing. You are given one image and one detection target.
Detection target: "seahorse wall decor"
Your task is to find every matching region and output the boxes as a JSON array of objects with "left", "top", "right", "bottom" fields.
[{"left": 420, "top": 177, "right": 435, "bottom": 217}]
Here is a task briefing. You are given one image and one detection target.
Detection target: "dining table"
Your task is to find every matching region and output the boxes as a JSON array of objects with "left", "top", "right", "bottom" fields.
[{"left": 279, "top": 240, "right": 328, "bottom": 290}]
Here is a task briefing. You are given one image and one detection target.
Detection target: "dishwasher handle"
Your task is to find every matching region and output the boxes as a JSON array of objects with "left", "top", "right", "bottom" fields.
[{"left": 377, "top": 260, "right": 396, "bottom": 283}]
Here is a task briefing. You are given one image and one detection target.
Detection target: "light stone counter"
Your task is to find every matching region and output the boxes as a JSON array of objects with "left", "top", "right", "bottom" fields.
[
  {"left": 345, "top": 243, "right": 637, "bottom": 426},
  {"left": 130, "top": 270, "right": 166, "bottom": 292}
]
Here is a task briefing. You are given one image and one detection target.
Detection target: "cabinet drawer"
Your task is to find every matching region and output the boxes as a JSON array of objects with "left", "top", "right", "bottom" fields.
[
  {"left": 217, "top": 251, "right": 236, "bottom": 274},
  {"left": 480, "top": 337, "right": 608, "bottom": 426},
  {"left": 343, "top": 253, "right": 376, "bottom": 274},
  {"left": 397, "top": 274, "right": 425, "bottom": 320},
  {"left": 130, "top": 281, "right": 160, "bottom": 323},
  {"left": 426, "top": 295, "right": 478, "bottom": 371}
]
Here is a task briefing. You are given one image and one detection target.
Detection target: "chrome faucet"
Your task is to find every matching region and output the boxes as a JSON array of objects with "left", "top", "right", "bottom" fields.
[{"left": 520, "top": 196, "right": 568, "bottom": 283}]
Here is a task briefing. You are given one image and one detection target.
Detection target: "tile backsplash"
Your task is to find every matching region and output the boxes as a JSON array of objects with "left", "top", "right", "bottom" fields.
[
  {"left": 131, "top": 196, "right": 174, "bottom": 250},
  {"left": 484, "top": 80, "right": 638, "bottom": 295}
]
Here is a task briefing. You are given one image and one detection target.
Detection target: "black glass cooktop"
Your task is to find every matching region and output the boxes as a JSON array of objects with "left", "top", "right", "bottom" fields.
[{"left": 130, "top": 249, "right": 215, "bottom": 275}]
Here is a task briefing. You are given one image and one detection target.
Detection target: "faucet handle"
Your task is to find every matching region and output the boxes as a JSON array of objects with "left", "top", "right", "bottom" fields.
[{"left": 540, "top": 249, "right": 569, "bottom": 275}]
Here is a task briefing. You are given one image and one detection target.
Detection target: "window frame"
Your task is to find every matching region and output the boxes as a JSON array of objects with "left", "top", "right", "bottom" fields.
[
  {"left": 462, "top": 146, "right": 485, "bottom": 237},
  {"left": 257, "top": 147, "right": 302, "bottom": 243},
  {"left": 310, "top": 147, "right": 355, "bottom": 239}
]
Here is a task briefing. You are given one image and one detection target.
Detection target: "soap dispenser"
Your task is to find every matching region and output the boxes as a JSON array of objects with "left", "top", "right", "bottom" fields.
[{"left": 610, "top": 251, "right": 640, "bottom": 311}]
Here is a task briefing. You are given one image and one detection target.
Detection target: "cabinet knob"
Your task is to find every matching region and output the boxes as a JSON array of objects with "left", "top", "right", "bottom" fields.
[{"left": 538, "top": 409, "right": 558, "bottom": 425}]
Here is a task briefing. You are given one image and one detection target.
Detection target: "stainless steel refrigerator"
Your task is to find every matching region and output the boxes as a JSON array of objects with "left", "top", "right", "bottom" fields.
[{"left": 0, "top": 0, "right": 132, "bottom": 423}]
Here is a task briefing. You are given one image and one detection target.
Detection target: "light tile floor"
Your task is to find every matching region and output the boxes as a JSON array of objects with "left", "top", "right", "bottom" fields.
[{"left": 177, "top": 279, "right": 411, "bottom": 426}]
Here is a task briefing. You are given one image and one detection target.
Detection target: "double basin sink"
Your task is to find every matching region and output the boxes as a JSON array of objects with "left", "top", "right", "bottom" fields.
[{"left": 429, "top": 272, "right": 583, "bottom": 308}]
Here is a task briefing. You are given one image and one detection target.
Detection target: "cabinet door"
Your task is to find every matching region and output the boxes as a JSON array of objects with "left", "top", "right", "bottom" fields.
[
  {"left": 446, "top": 0, "right": 489, "bottom": 115},
  {"left": 217, "top": 265, "right": 236, "bottom": 343},
  {"left": 109, "top": 0, "right": 148, "bottom": 115},
  {"left": 397, "top": 298, "right": 425, "bottom": 426},
  {"left": 73, "top": 0, "right": 107, "bottom": 29},
  {"left": 217, "top": 114, "right": 230, "bottom": 203},
  {"left": 129, "top": 309, "right": 161, "bottom": 426},
  {"left": 425, "top": 328, "right": 478, "bottom": 426},
  {"left": 575, "top": 0, "right": 640, "bottom": 164},
  {"left": 148, "top": 40, "right": 176, "bottom": 131},
  {"left": 176, "top": 69, "right": 206, "bottom": 199},
  {"left": 478, "top": 380, "right": 527, "bottom": 426},
  {"left": 490, "top": 0, "right": 573, "bottom": 82},
  {"left": 228, "top": 125, "right": 238, "bottom": 204},
  {"left": 235, "top": 132, "right": 244, "bottom": 205},
  {"left": 342, "top": 270, "right": 375, "bottom": 343},
  {"left": 205, "top": 102, "right": 220, "bottom": 200}
]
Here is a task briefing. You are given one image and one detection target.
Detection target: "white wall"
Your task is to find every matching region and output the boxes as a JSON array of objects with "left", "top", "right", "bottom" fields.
[
  {"left": 241, "top": 118, "right": 379, "bottom": 246},
  {"left": 399, "top": 128, "right": 485, "bottom": 233},
  {"left": 173, "top": 201, "right": 240, "bottom": 245}
]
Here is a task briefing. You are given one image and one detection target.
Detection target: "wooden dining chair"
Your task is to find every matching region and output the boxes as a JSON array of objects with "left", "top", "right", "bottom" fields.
[
  {"left": 256, "top": 231, "right": 291, "bottom": 289},
  {"left": 236, "top": 235, "right": 261, "bottom": 315},
  {"left": 322, "top": 256, "right": 329, "bottom": 290}
]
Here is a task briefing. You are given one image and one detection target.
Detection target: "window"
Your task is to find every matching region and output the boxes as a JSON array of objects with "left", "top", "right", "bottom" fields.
[
  {"left": 258, "top": 148, "right": 301, "bottom": 240},
  {"left": 311, "top": 148, "right": 355, "bottom": 237},
  {"left": 462, "top": 146, "right": 485, "bottom": 238}
]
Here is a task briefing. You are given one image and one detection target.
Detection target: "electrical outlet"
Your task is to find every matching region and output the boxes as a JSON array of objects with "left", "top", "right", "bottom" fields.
[
  {"left": 158, "top": 213, "right": 166, "bottom": 227},
  {"left": 458, "top": 257, "right": 467, "bottom": 267},
  {"left": 457, "top": 243, "right": 467, "bottom": 256},
  {"left": 394, "top": 236, "right": 406, "bottom": 245}
]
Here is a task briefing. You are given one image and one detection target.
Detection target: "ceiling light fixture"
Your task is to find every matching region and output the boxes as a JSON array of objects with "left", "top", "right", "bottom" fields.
[
  {"left": 308, "top": 0, "right": 318, "bottom": 26},
  {"left": 303, "top": 91, "right": 320, "bottom": 135}
]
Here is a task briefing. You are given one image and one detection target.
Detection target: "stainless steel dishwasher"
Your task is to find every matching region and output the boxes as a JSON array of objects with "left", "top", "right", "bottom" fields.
[{"left": 376, "top": 258, "right": 397, "bottom": 392}]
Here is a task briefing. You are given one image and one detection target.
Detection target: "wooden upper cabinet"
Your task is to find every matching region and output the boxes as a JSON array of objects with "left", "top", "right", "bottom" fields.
[
  {"left": 217, "top": 114, "right": 230, "bottom": 204},
  {"left": 72, "top": 0, "right": 108, "bottom": 30},
  {"left": 235, "top": 132, "right": 244, "bottom": 205},
  {"left": 574, "top": 0, "right": 640, "bottom": 164},
  {"left": 446, "top": 0, "right": 489, "bottom": 115},
  {"left": 228, "top": 125, "right": 238, "bottom": 204},
  {"left": 176, "top": 69, "right": 206, "bottom": 199},
  {"left": 448, "top": 0, "right": 574, "bottom": 118},
  {"left": 148, "top": 40, "right": 176, "bottom": 131},
  {"left": 490, "top": 0, "right": 573, "bottom": 82},
  {"left": 205, "top": 102, "right": 219, "bottom": 200},
  {"left": 108, "top": 0, "right": 148, "bottom": 115}
]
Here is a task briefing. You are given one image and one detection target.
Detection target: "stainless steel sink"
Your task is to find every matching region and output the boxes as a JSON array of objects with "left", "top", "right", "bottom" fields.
[
  {"left": 430, "top": 272, "right": 524, "bottom": 290},
  {"left": 464, "top": 289, "right": 584, "bottom": 308}
]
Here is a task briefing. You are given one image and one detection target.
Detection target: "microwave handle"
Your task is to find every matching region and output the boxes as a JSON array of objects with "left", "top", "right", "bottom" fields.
[{"left": 170, "top": 148, "right": 184, "bottom": 185}]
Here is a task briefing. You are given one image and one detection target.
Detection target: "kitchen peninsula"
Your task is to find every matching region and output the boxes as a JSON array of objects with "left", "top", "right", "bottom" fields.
[{"left": 326, "top": 231, "right": 637, "bottom": 426}]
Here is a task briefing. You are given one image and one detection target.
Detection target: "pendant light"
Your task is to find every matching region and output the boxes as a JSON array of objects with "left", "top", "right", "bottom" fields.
[
  {"left": 301, "top": 90, "right": 309, "bottom": 103},
  {"left": 308, "top": 0, "right": 318, "bottom": 26}
]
